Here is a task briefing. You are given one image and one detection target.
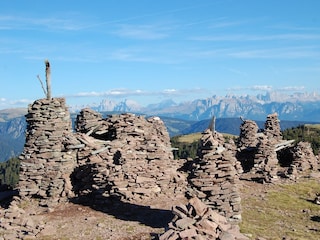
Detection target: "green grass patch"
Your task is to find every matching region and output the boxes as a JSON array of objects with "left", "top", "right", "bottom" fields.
[{"left": 240, "top": 179, "right": 320, "bottom": 239}]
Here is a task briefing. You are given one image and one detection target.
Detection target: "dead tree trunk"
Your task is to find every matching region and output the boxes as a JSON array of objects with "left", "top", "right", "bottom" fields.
[
  {"left": 208, "top": 116, "right": 216, "bottom": 132},
  {"left": 45, "top": 60, "right": 51, "bottom": 100}
]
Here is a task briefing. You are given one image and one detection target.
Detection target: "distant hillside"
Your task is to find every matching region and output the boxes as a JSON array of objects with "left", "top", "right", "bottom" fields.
[
  {"left": 181, "top": 118, "right": 320, "bottom": 136},
  {"left": 0, "top": 108, "right": 27, "bottom": 122},
  {"left": 0, "top": 116, "right": 26, "bottom": 162}
]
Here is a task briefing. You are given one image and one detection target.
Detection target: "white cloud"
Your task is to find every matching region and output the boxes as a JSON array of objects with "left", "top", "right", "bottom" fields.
[
  {"left": 228, "top": 46, "right": 320, "bottom": 59},
  {"left": 277, "top": 86, "right": 305, "bottom": 91},
  {"left": 227, "top": 85, "right": 273, "bottom": 92},
  {"left": 191, "top": 33, "right": 320, "bottom": 42},
  {"left": 67, "top": 88, "right": 207, "bottom": 99},
  {"left": 227, "top": 85, "right": 307, "bottom": 93},
  {"left": 163, "top": 89, "right": 177, "bottom": 93},
  {"left": 0, "top": 98, "right": 33, "bottom": 109},
  {"left": 251, "top": 85, "right": 273, "bottom": 91},
  {"left": 114, "top": 24, "right": 169, "bottom": 40},
  {"left": 0, "top": 14, "right": 89, "bottom": 32}
]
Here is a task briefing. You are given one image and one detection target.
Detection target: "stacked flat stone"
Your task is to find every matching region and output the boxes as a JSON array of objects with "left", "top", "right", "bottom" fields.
[
  {"left": 237, "top": 113, "right": 284, "bottom": 182},
  {"left": 18, "top": 98, "right": 76, "bottom": 206},
  {"left": 159, "top": 197, "right": 248, "bottom": 240},
  {"left": 250, "top": 113, "right": 282, "bottom": 182},
  {"left": 71, "top": 111, "right": 186, "bottom": 203},
  {"left": 75, "top": 108, "right": 103, "bottom": 133},
  {"left": 250, "top": 133, "right": 278, "bottom": 183},
  {"left": 264, "top": 113, "right": 282, "bottom": 142},
  {"left": 188, "top": 129, "right": 242, "bottom": 223},
  {"left": 291, "top": 141, "right": 319, "bottom": 172},
  {"left": 238, "top": 120, "right": 259, "bottom": 150},
  {"left": 222, "top": 134, "right": 243, "bottom": 176}
]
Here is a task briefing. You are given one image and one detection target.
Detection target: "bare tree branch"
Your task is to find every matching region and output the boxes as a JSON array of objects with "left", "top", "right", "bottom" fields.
[{"left": 36, "top": 75, "right": 47, "bottom": 97}]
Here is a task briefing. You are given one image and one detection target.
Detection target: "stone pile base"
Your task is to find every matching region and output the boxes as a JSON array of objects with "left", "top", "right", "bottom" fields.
[{"left": 159, "top": 197, "right": 248, "bottom": 240}]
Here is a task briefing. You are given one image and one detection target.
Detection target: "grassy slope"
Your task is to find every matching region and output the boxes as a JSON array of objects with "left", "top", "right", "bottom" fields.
[
  {"left": 176, "top": 132, "right": 202, "bottom": 143},
  {"left": 174, "top": 131, "right": 320, "bottom": 239},
  {"left": 240, "top": 179, "right": 320, "bottom": 239}
]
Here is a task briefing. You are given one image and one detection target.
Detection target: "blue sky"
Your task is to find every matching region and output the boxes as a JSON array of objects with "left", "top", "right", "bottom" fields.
[{"left": 1, "top": 0, "right": 320, "bottom": 109}]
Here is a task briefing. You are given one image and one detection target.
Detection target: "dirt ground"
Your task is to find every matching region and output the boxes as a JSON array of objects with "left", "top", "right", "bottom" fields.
[
  {"left": 1, "top": 178, "right": 320, "bottom": 240},
  {"left": 1, "top": 192, "right": 188, "bottom": 240}
]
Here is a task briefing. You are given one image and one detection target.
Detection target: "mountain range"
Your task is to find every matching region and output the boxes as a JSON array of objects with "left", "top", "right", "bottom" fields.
[
  {"left": 1, "top": 92, "right": 320, "bottom": 162},
  {"left": 70, "top": 91, "right": 320, "bottom": 121}
]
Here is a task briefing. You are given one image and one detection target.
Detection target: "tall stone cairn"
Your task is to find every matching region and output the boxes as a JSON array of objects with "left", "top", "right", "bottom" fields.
[
  {"left": 238, "top": 119, "right": 259, "bottom": 150},
  {"left": 72, "top": 110, "right": 186, "bottom": 203},
  {"left": 291, "top": 141, "right": 319, "bottom": 172},
  {"left": 188, "top": 129, "right": 242, "bottom": 223},
  {"left": 251, "top": 133, "right": 279, "bottom": 183},
  {"left": 264, "top": 112, "right": 282, "bottom": 143},
  {"left": 250, "top": 113, "right": 282, "bottom": 182},
  {"left": 18, "top": 98, "right": 76, "bottom": 206}
]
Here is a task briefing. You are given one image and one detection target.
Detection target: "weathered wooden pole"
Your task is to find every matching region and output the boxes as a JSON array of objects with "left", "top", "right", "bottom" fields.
[
  {"left": 208, "top": 116, "right": 216, "bottom": 132},
  {"left": 45, "top": 59, "right": 51, "bottom": 99}
]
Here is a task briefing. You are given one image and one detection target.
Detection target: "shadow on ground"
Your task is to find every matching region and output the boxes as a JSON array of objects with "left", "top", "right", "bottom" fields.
[
  {"left": 310, "top": 215, "right": 320, "bottom": 222},
  {"left": 70, "top": 194, "right": 174, "bottom": 229}
]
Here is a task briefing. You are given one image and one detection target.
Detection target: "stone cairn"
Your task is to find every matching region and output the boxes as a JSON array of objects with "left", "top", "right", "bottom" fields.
[
  {"left": 237, "top": 119, "right": 259, "bottom": 151},
  {"left": 71, "top": 109, "right": 186, "bottom": 203},
  {"left": 18, "top": 98, "right": 76, "bottom": 206},
  {"left": 0, "top": 98, "right": 76, "bottom": 239},
  {"left": 237, "top": 113, "right": 288, "bottom": 182},
  {"left": 264, "top": 113, "right": 282, "bottom": 143},
  {"left": 236, "top": 119, "right": 259, "bottom": 173},
  {"left": 250, "top": 133, "right": 279, "bottom": 183},
  {"left": 291, "top": 141, "right": 318, "bottom": 172},
  {"left": 187, "top": 129, "right": 242, "bottom": 223},
  {"left": 159, "top": 197, "right": 248, "bottom": 240}
]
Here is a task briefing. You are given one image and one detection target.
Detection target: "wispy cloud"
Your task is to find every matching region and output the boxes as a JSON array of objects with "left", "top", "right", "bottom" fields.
[
  {"left": 65, "top": 88, "right": 207, "bottom": 99},
  {"left": 191, "top": 33, "right": 320, "bottom": 42},
  {"left": 228, "top": 85, "right": 305, "bottom": 92},
  {"left": 277, "top": 86, "right": 305, "bottom": 91},
  {"left": 0, "top": 98, "right": 33, "bottom": 109},
  {"left": 113, "top": 24, "right": 170, "bottom": 40},
  {"left": 109, "top": 48, "right": 154, "bottom": 62},
  {"left": 228, "top": 46, "right": 320, "bottom": 59},
  {"left": 208, "top": 19, "right": 248, "bottom": 29},
  {"left": 251, "top": 85, "right": 273, "bottom": 91},
  {"left": 0, "top": 14, "right": 88, "bottom": 31},
  {"left": 184, "top": 45, "right": 320, "bottom": 60},
  {"left": 268, "top": 23, "right": 320, "bottom": 32}
]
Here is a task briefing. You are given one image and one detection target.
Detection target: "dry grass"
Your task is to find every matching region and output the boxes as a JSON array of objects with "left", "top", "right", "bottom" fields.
[
  {"left": 305, "top": 124, "right": 320, "bottom": 130},
  {"left": 240, "top": 179, "right": 320, "bottom": 239},
  {"left": 176, "top": 132, "right": 202, "bottom": 143},
  {"left": 176, "top": 132, "right": 237, "bottom": 144}
]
